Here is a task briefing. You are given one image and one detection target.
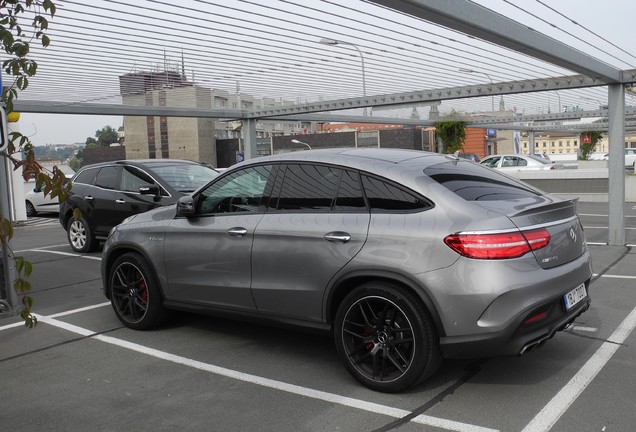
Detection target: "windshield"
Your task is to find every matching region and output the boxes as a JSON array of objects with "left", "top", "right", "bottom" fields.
[{"left": 152, "top": 164, "right": 219, "bottom": 192}]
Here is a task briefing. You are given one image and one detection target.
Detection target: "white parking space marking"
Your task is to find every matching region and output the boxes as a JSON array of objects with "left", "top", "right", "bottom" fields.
[
  {"left": 13, "top": 248, "right": 102, "bottom": 260},
  {"left": 583, "top": 226, "right": 636, "bottom": 230},
  {"left": 5, "top": 249, "right": 634, "bottom": 431},
  {"left": 578, "top": 214, "right": 636, "bottom": 219},
  {"left": 522, "top": 305, "right": 636, "bottom": 432},
  {"left": 570, "top": 326, "right": 598, "bottom": 333},
  {"left": 34, "top": 313, "right": 498, "bottom": 432}
]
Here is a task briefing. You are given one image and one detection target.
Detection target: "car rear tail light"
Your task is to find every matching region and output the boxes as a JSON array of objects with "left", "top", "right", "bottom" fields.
[
  {"left": 524, "top": 310, "right": 549, "bottom": 325},
  {"left": 444, "top": 228, "right": 550, "bottom": 259}
]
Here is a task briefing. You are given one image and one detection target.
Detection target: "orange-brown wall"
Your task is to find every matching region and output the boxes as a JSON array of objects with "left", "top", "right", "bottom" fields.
[{"left": 463, "top": 128, "right": 487, "bottom": 157}]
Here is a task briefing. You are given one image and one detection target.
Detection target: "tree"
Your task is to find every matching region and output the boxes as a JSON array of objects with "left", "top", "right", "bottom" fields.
[
  {"left": 85, "top": 125, "right": 119, "bottom": 148},
  {"left": 435, "top": 111, "right": 467, "bottom": 154},
  {"left": 579, "top": 131, "right": 603, "bottom": 161},
  {"left": 94, "top": 125, "right": 119, "bottom": 147},
  {"left": 0, "top": 0, "right": 58, "bottom": 327}
]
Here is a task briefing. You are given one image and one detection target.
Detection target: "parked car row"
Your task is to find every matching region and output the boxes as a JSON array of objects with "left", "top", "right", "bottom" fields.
[{"left": 53, "top": 149, "right": 593, "bottom": 393}]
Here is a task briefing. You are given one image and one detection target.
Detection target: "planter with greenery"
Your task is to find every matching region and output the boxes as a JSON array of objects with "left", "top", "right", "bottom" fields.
[
  {"left": 435, "top": 112, "right": 467, "bottom": 154},
  {"left": 579, "top": 131, "right": 603, "bottom": 161}
]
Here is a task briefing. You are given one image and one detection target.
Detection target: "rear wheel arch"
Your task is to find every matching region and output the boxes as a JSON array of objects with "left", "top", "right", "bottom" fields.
[
  {"left": 326, "top": 272, "right": 446, "bottom": 338},
  {"left": 332, "top": 280, "right": 443, "bottom": 392}
]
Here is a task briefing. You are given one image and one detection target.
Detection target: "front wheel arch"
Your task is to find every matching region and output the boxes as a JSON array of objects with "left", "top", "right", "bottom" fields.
[{"left": 108, "top": 251, "right": 169, "bottom": 330}]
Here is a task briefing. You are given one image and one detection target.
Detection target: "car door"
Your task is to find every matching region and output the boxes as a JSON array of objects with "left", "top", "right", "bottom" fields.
[
  {"left": 162, "top": 165, "right": 273, "bottom": 311},
  {"left": 110, "top": 165, "right": 172, "bottom": 227},
  {"left": 86, "top": 165, "right": 122, "bottom": 236},
  {"left": 250, "top": 164, "right": 370, "bottom": 324}
]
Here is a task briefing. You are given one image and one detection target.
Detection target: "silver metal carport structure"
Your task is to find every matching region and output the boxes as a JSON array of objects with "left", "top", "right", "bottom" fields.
[{"left": 6, "top": 0, "right": 635, "bottom": 245}]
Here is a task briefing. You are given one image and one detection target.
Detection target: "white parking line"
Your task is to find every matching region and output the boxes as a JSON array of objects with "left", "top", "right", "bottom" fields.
[
  {"left": 6, "top": 249, "right": 635, "bottom": 431},
  {"left": 35, "top": 313, "right": 497, "bottom": 432},
  {"left": 15, "top": 248, "right": 102, "bottom": 260},
  {"left": 522, "top": 305, "right": 636, "bottom": 432}
]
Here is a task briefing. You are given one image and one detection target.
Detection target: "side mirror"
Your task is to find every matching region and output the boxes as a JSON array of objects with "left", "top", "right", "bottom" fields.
[
  {"left": 176, "top": 195, "right": 195, "bottom": 216},
  {"left": 139, "top": 184, "right": 161, "bottom": 197}
]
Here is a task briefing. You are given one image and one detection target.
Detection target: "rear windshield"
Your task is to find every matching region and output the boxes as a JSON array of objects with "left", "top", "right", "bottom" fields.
[{"left": 424, "top": 161, "right": 542, "bottom": 201}]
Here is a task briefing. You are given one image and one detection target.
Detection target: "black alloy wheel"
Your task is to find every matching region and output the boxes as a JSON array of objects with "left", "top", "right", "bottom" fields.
[
  {"left": 334, "top": 282, "right": 442, "bottom": 393},
  {"left": 109, "top": 252, "right": 168, "bottom": 330},
  {"left": 25, "top": 201, "right": 36, "bottom": 217}
]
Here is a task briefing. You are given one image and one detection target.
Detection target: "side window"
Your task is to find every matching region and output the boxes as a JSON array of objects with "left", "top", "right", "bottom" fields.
[
  {"left": 482, "top": 156, "right": 500, "bottom": 167},
  {"left": 74, "top": 168, "right": 99, "bottom": 185},
  {"left": 516, "top": 157, "right": 527, "bottom": 167},
  {"left": 198, "top": 165, "right": 271, "bottom": 214},
  {"left": 274, "top": 164, "right": 340, "bottom": 212},
  {"left": 94, "top": 166, "right": 119, "bottom": 190},
  {"left": 333, "top": 169, "right": 366, "bottom": 211},
  {"left": 120, "top": 166, "right": 161, "bottom": 194},
  {"left": 361, "top": 175, "right": 431, "bottom": 212}
]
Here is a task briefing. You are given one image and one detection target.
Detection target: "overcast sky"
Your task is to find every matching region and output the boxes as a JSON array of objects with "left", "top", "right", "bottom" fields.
[
  {"left": 15, "top": 113, "right": 123, "bottom": 147},
  {"left": 14, "top": 0, "right": 636, "bottom": 147}
]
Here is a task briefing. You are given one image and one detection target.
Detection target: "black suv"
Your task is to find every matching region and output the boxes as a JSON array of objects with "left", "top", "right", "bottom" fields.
[{"left": 59, "top": 159, "right": 219, "bottom": 252}]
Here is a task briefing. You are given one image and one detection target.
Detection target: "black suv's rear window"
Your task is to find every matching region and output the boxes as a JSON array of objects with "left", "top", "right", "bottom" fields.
[{"left": 424, "top": 161, "right": 541, "bottom": 201}]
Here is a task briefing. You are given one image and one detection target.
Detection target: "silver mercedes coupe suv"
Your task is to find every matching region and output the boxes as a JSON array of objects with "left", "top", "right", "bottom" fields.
[{"left": 101, "top": 148, "right": 592, "bottom": 393}]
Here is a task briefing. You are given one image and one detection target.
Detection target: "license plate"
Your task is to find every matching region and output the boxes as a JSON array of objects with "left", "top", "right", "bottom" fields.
[{"left": 564, "top": 284, "right": 587, "bottom": 310}]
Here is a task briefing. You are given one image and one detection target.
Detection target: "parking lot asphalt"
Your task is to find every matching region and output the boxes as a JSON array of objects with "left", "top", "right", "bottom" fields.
[{"left": 1, "top": 204, "right": 635, "bottom": 432}]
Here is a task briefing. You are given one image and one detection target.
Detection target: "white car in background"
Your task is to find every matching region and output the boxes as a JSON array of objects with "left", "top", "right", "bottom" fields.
[
  {"left": 480, "top": 154, "right": 564, "bottom": 171},
  {"left": 25, "top": 186, "right": 58, "bottom": 216},
  {"left": 602, "top": 148, "right": 636, "bottom": 169},
  {"left": 25, "top": 171, "right": 74, "bottom": 217}
]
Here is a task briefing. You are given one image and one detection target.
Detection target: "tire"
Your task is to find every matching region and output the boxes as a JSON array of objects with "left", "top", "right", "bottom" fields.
[
  {"left": 108, "top": 252, "right": 168, "bottom": 330},
  {"left": 334, "top": 281, "right": 442, "bottom": 393},
  {"left": 67, "top": 216, "right": 97, "bottom": 253},
  {"left": 25, "top": 200, "right": 37, "bottom": 217}
]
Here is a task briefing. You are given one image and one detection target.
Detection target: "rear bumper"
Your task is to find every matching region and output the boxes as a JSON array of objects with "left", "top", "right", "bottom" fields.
[{"left": 440, "top": 282, "right": 591, "bottom": 358}]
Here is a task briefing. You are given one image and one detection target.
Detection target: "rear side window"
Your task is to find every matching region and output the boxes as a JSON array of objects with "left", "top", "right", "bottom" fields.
[
  {"left": 74, "top": 168, "right": 99, "bottom": 185},
  {"left": 425, "top": 162, "right": 542, "bottom": 201},
  {"left": 334, "top": 169, "right": 366, "bottom": 211},
  {"left": 361, "top": 175, "right": 431, "bottom": 211},
  {"left": 275, "top": 164, "right": 340, "bottom": 211},
  {"left": 271, "top": 164, "right": 366, "bottom": 212}
]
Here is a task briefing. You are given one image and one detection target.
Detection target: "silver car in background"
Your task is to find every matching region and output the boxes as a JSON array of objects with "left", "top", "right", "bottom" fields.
[
  {"left": 101, "top": 148, "right": 592, "bottom": 393},
  {"left": 481, "top": 153, "right": 564, "bottom": 170}
]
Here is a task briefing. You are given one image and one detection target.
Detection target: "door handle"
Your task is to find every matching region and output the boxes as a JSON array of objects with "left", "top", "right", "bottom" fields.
[
  {"left": 324, "top": 231, "right": 351, "bottom": 243},
  {"left": 84, "top": 195, "right": 94, "bottom": 201},
  {"left": 115, "top": 199, "right": 126, "bottom": 204},
  {"left": 227, "top": 227, "right": 248, "bottom": 237}
]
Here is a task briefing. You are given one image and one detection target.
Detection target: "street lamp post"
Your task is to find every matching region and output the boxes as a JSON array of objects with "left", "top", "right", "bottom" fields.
[
  {"left": 319, "top": 38, "right": 368, "bottom": 116},
  {"left": 458, "top": 68, "right": 494, "bottom": 112},
  {"left": 580, "top": 96, "right": 605, "bottom": 110},
  {"left": 291, "top": 139, "right": 312, "bottom": 150},
  {"left": 554, "top": 90, "right": 562, "bottom": 113}
]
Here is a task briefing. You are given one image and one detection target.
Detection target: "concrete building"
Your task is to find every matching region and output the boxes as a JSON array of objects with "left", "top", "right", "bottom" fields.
[{"left": 120, "top": 71, "right": 316, "bottom": 166}]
